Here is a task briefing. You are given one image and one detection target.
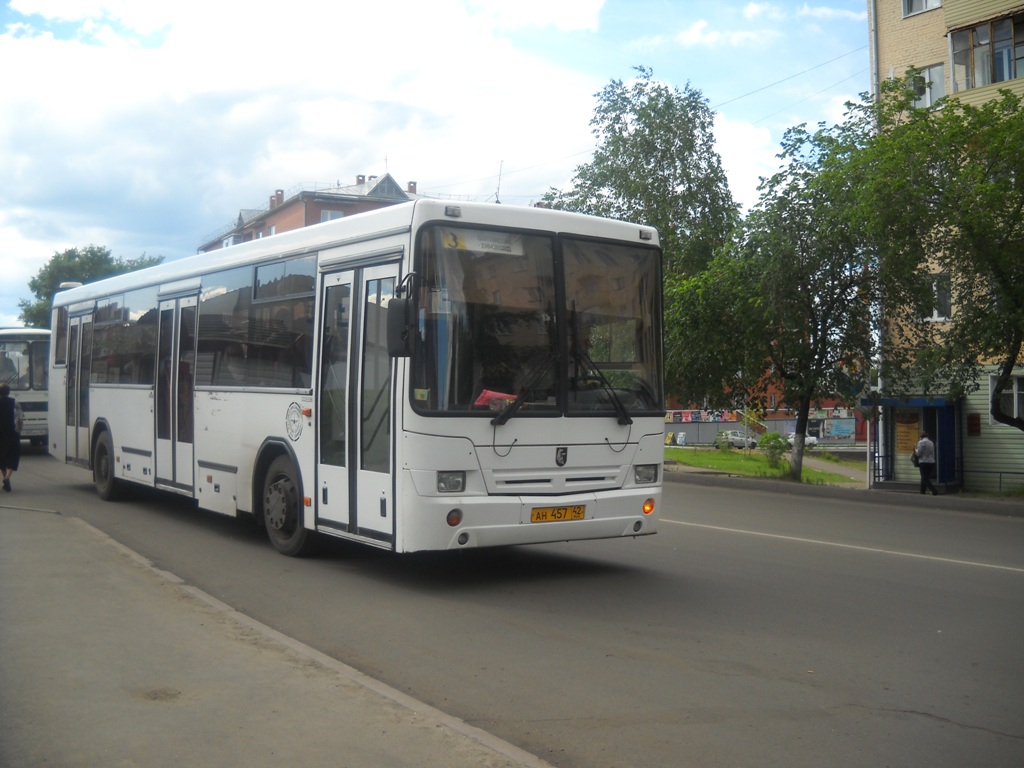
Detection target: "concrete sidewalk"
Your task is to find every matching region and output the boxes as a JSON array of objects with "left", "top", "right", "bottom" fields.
[{"left": 0, "top": 497, "right": 551, "bottom": 768}]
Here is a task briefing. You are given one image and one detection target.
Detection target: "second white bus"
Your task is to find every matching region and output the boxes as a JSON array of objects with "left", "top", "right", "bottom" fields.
[
  {"left": 49, "top": 200, "right": 664, "bottom": 555},
  {"left": 1, "top": 327, "right": 50, "bottom": 447}
]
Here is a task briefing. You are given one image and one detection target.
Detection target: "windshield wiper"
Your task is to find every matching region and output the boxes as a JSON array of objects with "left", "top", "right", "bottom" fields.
[
  {"left": 491, "top": 351, "right": 554, "bottom": 426},
  {"left": 574, "top": 348, "right": 633, "bottom": 426}
]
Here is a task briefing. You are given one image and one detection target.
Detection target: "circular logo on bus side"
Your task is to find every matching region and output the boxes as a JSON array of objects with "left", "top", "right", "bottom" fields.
[{"left": 286, "top": 402, "right": 303, "bottom": 441}]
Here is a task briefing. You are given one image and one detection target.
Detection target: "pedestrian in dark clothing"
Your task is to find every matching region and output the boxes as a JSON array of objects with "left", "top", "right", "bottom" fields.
[
  {"left": 913, "top": 431, "right": 938, "bottom": 496},
  {"left": 0, "top": 383, "right": 23, "bottom": 491}
]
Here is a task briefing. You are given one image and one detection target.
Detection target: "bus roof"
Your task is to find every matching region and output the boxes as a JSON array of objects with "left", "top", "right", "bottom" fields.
[
  {"left": 0, "top": 327, "right": 51, "bottom": 337},
  {"left": 52, "top": 199, "right": 660, "bottom": 308}
]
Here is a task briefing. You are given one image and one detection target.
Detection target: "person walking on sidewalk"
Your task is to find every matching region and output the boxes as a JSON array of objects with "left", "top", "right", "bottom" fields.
[
  {"left": 0, "top": 383, "right": 23, "bottom": 491},
  {"left": 913, "top": 431, "right": 938, "bottom": 496}
]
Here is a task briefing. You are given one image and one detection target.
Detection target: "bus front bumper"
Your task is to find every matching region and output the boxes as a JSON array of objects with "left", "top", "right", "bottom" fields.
[{"left": 399, "top": 487, "right": 660, "bottom": 552}]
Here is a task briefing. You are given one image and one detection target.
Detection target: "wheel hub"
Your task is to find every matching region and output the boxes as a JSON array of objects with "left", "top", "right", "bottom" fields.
[{"left": 265, "top": 479, "right": 290, "bottom": 531}]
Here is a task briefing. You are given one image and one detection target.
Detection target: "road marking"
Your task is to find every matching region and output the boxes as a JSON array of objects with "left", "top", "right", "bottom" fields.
[{"left": 663, "top": 519, "right": 1024, "bottom": 574}]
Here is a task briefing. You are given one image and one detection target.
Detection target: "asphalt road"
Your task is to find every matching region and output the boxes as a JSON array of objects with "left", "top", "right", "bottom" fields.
[{"left": 12, "top": 448, "right": 1024, "bottom": 768}]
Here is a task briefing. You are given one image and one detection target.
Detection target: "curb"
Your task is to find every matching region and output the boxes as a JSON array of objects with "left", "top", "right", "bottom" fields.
[{"left": 663, "top": 465, "right": 1024, "bottom": 517}]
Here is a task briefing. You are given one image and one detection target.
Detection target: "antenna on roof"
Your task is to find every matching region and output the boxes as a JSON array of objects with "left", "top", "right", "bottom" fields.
[{"left": 495, "top": 160, "right": 503, "bottom": 204}]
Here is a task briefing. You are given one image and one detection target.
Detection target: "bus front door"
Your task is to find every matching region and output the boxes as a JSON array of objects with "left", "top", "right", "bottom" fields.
[
  {"left": 317, "top": 266, "right": 397, "bottom": 546},
  {"left": 155, "top": 296, "right": 197, "bottom": 492}
]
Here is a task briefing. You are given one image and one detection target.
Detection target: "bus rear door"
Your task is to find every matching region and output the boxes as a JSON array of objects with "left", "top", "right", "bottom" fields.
[
  {"left": 155, "top": 295, "right": 197, "bottom": 492},
  {"left": 65, "top": 314, "right": 92, "bottom": 466}
]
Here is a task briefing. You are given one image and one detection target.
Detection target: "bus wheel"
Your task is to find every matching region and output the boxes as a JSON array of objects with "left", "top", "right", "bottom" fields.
[
  {"left": 93, "top": 431, "right": 122, "bottom": 501},
  {"left": 262, "top": 456, "right": 311, "bottom": 557}
]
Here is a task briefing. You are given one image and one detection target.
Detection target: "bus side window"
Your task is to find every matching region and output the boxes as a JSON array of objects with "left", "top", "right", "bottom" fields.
[{"left": 51, "top": 307, "right": 69, "bottom": 367}]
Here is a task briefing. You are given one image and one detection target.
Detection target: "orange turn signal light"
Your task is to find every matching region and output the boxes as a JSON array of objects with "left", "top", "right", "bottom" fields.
[{"left": 642, "top": 498, "right": 655, "bottom": 515}]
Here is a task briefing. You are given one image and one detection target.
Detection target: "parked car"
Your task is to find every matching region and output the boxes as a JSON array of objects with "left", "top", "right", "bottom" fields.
[
  {"left": 719, "top": 430, "right": 757, "bottom": 449},
  {"left": 786, "top": 432, "right": 818, "bottom": 449}
]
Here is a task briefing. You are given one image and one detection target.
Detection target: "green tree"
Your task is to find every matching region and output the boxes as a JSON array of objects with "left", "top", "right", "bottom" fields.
[
  {"left": 672, "top": 113, "right": 876, "bottom": 480},
  {"left": 746, "top": 121, "right": 875, "bottom": 479},
  {"left": 543, "top": 67, "right": 738, "bottom": 278},
  {"left": 18, "top": 246, "right": 163, "bottom": 328},
  {"left": 853, "top": 81, "right": 1024, "bottom": 432},
  {"left": 664, "top": 250, "right": 761, "bottom": 409}
]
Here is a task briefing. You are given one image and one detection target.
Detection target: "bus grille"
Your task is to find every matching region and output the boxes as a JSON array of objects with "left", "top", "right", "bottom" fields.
[{"left": 487, "top": 467, "right": 623, "bottom": 495}]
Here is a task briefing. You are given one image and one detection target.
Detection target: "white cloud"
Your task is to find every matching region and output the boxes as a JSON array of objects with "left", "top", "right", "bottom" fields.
[
  {"left": 676, "top": 19, "right": 764, "bottom": 47},
  {"left": 677, "top": 19, "right": 716, "bottom": 46},
  {"left": 625, "top": 34, "right": 669, "bottom": 52},
  {"left": 467, "top": 0, "right": 605, "bottom": 32},
  {"left": 796, "top": 4, "right": 866, "bottom": 22},
  {"left": 11, "top": 0, "right": 173, "bottom": 34},
  {"left": 743, "top": 3, "right": 786, "bottom": 21},
  {"left": 713, "top": 114, "right": 778, "bottom": 211}
]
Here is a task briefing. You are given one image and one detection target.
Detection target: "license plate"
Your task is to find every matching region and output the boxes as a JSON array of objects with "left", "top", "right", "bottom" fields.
[{"left": 530, "top": 505, "right": 586, "bottom": 523}]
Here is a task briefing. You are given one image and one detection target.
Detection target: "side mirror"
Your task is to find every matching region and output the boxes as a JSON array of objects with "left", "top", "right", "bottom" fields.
[{"left": 387, "top": 297, "right": 411, "bottom": 357}]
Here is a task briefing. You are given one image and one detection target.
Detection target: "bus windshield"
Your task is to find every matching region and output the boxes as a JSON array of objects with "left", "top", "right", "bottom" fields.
[
  {"left": 409, "top": 225, "right": 662, "bottom": 417},
  {"left": 0, "top": 338, "right": 49, "bottom": 391}
]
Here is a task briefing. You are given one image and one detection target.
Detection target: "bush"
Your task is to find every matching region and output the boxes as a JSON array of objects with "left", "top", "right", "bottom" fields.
[{"left": 758, "top": 431, "right": 789, "bottom": 469}]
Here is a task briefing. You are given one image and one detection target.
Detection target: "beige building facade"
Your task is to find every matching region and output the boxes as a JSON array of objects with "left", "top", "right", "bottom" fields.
[{"left": 867, "top": 0, "right": 1024, "bottom": 493}]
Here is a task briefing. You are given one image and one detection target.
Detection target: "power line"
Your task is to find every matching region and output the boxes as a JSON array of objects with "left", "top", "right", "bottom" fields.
[
  {"left": 752, "top": 68, "right": 869, "bottom": 125},
  {"left": 712, "top": 45, "right": 868, "bottom": 110}
]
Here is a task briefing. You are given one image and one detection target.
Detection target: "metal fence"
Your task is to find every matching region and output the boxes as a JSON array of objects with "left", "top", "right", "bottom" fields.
[{"left": 665, "top": 420, "right": 858, "bottom": 448}]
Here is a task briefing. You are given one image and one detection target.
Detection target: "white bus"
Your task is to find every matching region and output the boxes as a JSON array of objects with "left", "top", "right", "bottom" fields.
[
  {"left": 49, "top": 200, "right": 664, "bottom": 555},
  {"left": 0, "top": 327, "right": 50, "bottom": 447}
]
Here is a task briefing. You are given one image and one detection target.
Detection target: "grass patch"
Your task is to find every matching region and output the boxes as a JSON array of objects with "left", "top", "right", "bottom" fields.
[
  {"left": 665, "top": 447, "right": 857, "bottom": 486},
  {"left": 813, "top": 452, "right": 867, "bottom": 472}
]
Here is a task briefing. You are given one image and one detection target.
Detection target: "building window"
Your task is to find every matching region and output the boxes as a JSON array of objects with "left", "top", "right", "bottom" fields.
[
  {"left": 321, "top": 210, "right": 345, "bottom": 223},
  {"left": 952, "top": 15, "right": 1024, "bottom": 92},
  {"left": 903, "top": 0, "right": 940, "bottom": 16},
  {"left": 990, "top": 375, "right": 1024, "bottom": 425},
  {"left": 913, "top": 63, "right": 946, "bottom": 107},
  {"left": 924, "top": 273, "right": 952, "bottom": 321}
]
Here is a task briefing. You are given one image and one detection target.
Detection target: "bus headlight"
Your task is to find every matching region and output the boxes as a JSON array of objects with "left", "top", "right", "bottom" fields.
[
  {"left": 437, "top": 471, "right": 466, "bottom": 493},
  {"left": 634, "top": 464, "right": 658, "bottom": 484}
]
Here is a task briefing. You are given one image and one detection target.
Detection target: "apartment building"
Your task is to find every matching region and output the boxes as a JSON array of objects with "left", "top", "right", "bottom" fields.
[
  {"left": 198, "top": 173, "right": 419, "bottom": 253},
  {"left": 867, "top": 0, "right": 1024, "bottom": 493}
]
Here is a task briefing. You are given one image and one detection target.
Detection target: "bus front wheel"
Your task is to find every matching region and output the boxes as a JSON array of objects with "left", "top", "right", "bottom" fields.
[
  {"left": 93, "top": 431, "right": 122, "bottom": 501},
  {"left": 262, "top": 456, "right": 312, "bottom": 557}
]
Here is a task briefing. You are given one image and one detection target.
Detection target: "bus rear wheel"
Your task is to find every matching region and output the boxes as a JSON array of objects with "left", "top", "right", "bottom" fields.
[
  {"left": 93, "top": 430, "right": 122, "bottom": 501},
  {"left": 262, "top": 455, "right": 312, "bottom": 557}
]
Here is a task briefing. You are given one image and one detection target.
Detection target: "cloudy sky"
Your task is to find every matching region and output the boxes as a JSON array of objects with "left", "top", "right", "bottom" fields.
[{"left": 0, "top": 0, "right": 869, "bottom": 326}]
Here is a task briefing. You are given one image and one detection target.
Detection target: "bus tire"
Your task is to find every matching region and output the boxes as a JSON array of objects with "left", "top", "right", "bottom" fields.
[
  {"left": 93, "top": 430, "right": 122, "bottom": 501},
  {"left": 262, "top": 455, "right": 312, "bottom": 557}
]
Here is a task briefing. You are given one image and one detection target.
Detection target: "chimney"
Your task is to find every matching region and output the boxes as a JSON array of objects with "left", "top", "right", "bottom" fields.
[
  {"left": 269, "top": 189, "right": 284, "bottom": 209},
  {"left": 356, "top": 174, "right": 366, "bottom": 185},
  {"left": 407, "top": 181, "right": 417, "bottom": 194}
]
